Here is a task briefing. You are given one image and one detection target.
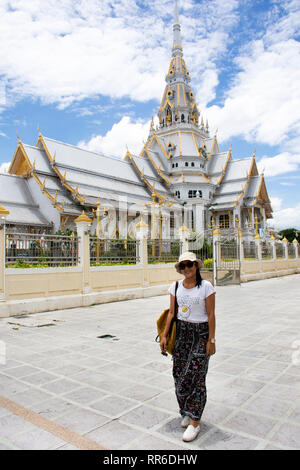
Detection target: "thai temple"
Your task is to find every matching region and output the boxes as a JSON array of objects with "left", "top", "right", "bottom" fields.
[{"left": 0, "top": 0, "right": 272, "bottom": 239}]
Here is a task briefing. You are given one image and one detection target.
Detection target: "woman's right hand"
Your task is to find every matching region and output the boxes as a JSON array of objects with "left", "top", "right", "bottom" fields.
[{"left": 160, "top": 335, "right": 168, "bottom": 355}]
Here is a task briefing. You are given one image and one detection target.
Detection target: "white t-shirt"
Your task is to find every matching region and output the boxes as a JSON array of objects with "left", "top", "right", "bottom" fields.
[{"left": 168, "top": 279, "right": 216, "bottom": 323}]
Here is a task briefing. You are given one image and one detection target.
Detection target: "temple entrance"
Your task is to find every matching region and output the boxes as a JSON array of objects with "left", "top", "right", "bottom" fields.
[{"left": 214, "top": 240, "right": 240, "bottom": 286}]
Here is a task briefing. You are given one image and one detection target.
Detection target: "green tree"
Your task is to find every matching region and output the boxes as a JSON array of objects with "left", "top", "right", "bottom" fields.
[{"left": 279, "top": 228, "right": 300, "bottom": 243}]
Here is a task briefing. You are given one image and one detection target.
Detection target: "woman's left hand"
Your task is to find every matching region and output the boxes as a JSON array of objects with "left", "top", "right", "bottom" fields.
[{"left": 206, "top": 342, "right": 216, "bottom": 357}]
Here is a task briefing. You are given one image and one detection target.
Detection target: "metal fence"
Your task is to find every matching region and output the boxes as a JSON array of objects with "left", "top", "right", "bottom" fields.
[
  {"left": 89, "top": 237, "right": 139, "bottom": 265},
  {"left": 219, "top": 241, "right": 239, "bottom": 262},
  {"left": 188, "top": 238, "right": 213, "bottom": 270},
  {"left": 288, "top": 243, "right": 296, "bottom": 259},
  {"left": 242, "top": 241, "right": 258, "bottom": 260},
  {"left": 6, "top": 233, "right": 78, "bottom": 267},
  {"left": 275, "top": 242, "right": 285, "bottom": 259},
  {"left": 147, "top": 239, "right": 182, "bottom": 264},
  {"left": 261, "top": 242, "right": 273, "bottom": 260}
]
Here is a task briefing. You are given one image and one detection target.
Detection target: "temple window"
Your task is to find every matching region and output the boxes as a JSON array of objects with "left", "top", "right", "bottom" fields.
[
  {"left": 185, "top": 162, "right": 189, "bottom": 167},
  {"left": 219, "top": 214, "right": 230, "bottom": 228},
  {"left": 188, "top": 190, "right": 202, "bottom": 198},
  {"left": 175, "top": 190, "right": 180, "bottom": 198},
  {"left": 191, "top": 162, "right": 195, "bottom": 167}
]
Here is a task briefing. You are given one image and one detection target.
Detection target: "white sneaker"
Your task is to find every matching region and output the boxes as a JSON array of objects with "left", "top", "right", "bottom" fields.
[
  {"left": 182, "top": 424, "right": 200, "bottom": 442},
  {"left": 181, "top": 416, "right": 190, "bottom": 428}
]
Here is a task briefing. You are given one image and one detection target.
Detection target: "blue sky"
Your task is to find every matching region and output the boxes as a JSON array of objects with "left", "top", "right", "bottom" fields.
[{"left": 0, "top": 0, "right": 300, "bottom": 229}]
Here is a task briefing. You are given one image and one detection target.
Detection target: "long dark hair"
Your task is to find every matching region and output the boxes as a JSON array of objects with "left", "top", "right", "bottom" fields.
[{"left": 195, "top": 263, "right": 202, "bottom": 288}]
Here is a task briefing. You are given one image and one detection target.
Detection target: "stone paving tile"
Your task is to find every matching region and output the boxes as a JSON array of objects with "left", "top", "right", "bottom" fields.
[
  {"left": 10, "top": 389, "right": 54, "bottom": 408},
  {"left": 201, "top": 402, "right": 235, "bottom": 425},
  {"left": 270, "top": 422, "right": 300, "bottom": 449},
  {"left": 0, "top": 414, "right": 34, "bottom": 439},
  {"left": 84, "top": 420, "right": 150, "bottom": 450},
  {"left": 41, "top": 378, "right": 84, "bottom": 395},
  {"left": 54, "top": 407, "right": 109, "bottom": 435},
  {"left": 245, "top": 395, "right": 292, "bottom": 420},
  {"left": 30, "top": 398, "right": 81, "bottom": 420},
  {"left": 125, "top": 434, "right": 187, "bottom": 450},
  {"left": 9, "top": 427, "right": 67, "bottom": 450},
  {"left": 199, "top": 427, "right": 259, "bottom": 450},
  {"left": 90, "top": 395, "right": 139, "bottom": 418},
  {"left": 147, "top": 391, "right": 181, "bottom": 414},
  {"left": 287, "top": 404, "right": 300, "bottom": 423},
  {"left": 223, "top": 410, "right": 277, "bottom": 439},
  {"left": 121, "top": 383, "right": 162, "bottom": 402},
  {"left": 1, "top": 274, "right": 300, "bottom": 450},
  {"left": 63, "top": 386, "right": 106, "bottom": 406},
  {"left": 5, "top": 365, "right": 40, "bottom": 378},
  {"left": 120, "top": 404, "right": 172, "bottom": 430},
  {"left": 21, "top": 371, "right": 61, "bottom": 386}
]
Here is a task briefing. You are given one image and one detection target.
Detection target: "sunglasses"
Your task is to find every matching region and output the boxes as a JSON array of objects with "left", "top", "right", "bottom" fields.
[{"left": 179, "top": 260, "right": 195, "bottom": 270}]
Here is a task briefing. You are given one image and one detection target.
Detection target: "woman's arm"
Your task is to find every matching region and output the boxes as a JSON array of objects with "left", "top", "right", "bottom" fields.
[
  {"left": 160, "top": 294, "right": 175, "bottom": 354},
  {"left": 205, "top": 293, "right": 216, "bottom": 357}
]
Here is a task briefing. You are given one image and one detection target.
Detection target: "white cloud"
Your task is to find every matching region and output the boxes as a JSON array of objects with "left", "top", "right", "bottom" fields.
[
  {"left": 270, "top": 196, "right": 282, "bottom": 212},
  {"left": 272, "top": 203, "right": 300, "bottom": 230},
  {"left": 77, "top": 116, "right": 151, "bottom": 157},
  {"left": 0, "top": 162, "right": 10, "bottom": 173},
  {"left": 205, "top": 38, "right": 300, "bottom": 146},
  {"left": 257, "top": 152, "right": 300, "bottom": 177},
  {"left": 0, "top": 0, "right": 238, "bottom": 109}
]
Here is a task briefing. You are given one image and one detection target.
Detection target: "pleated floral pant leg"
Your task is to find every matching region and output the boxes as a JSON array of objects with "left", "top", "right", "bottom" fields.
[{"left": 172, "top": 320, "right": 210, "bottom": 421}]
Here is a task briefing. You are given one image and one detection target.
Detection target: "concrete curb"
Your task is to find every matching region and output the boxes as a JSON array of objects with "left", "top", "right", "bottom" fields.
[{"left": 0, "top": 284, "right": 171, "bottom": 318}]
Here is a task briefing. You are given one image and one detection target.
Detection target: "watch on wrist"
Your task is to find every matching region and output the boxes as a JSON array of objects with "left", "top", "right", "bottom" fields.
[{"left": 210, "top": 338, "right": 215, "bottom": 344}]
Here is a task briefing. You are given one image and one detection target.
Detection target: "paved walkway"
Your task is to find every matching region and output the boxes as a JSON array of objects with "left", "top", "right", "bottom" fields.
[{"left": 0, "top": 274, "right": 300, "bottom": 450}]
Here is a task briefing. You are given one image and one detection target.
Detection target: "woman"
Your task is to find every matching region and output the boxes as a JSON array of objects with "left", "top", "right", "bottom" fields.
[{"left": 160, "top": 251, "right": 216, "bottom": 442}]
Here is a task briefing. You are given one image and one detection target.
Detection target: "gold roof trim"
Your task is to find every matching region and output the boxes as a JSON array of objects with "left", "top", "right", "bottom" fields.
[
  {"left": 144, "top": 148, "right": 171, "bottom": 185},
  {"left": 151, "top": 132, "right": 170, "bottom": 160},
  {"left": 217, "top": 145, "right": 232, "bottom": 185},
  {"left": 0, "top": 204, "right": 10, "bottom": 215},
  {"left": 75, "top": 211, "right": 92, "bottom": 224},
  {"left": 192, "top": 133, "right": 201, "bottom": 157},
  {"left": 37, "top": 132, "right": 55, "bottom": 163},
  {"left": 8, "top": 140, "right": 33, "bottom": 176}
]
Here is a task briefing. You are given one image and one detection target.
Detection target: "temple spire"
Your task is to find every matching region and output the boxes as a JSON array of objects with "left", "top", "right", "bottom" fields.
[{"left": 172, "top": 0, "right": 183, "bottom": 57}]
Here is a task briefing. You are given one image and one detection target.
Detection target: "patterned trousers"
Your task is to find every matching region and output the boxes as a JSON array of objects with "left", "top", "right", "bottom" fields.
[{"left": 172, "top": 320, "right": 210, "bottom": 421}]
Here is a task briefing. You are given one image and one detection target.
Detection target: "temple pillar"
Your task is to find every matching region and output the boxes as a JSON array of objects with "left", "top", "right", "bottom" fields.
[
  {"left": 195, "top": 205, "right": 205, "bottom": 233},
  {"left": 0, "top": 206, "right": 9, "bottom": 303},
  {"left": 75, "top": 211, "right": 92, "bottom": 294}
]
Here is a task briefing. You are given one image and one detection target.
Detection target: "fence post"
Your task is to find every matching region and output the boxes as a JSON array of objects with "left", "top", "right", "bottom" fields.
[
  {"left": 270, "top": 235, "right": 276, "bottom": 260},
  {"left": 212, "top": 228, "right": 221, "bottom": 286},
  {"left": 293, "top": 239, "right": 299, "bottom": 258},
  {"left": 75, "top": 211, "right": 92, "bottom": 294},
  {"left": 136, "top": 221, "right": 149, "bottom": 287},
  {"left": 178, "top": 224, "right": 190, "bottom": 254},
  {"left": 255, "top": 237, "right": 262, "bottom": 261},
  {"left": 282, "top": 238, "right": 288, "bottom": 259},
  {"left": 0, "top": 206, "right": 9, "bottom": 302}
]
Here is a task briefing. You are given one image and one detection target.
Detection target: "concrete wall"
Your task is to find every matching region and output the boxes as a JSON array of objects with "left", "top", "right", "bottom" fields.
[
  {"left": 0, "top": 223, "right": 297, "bottom": 317},
  {"left": 241, "top": 258, "right": 300, "bottom": 282}
]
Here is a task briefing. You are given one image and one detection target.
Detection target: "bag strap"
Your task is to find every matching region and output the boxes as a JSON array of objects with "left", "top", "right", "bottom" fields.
[
  {"left": 168, "top": 281, "right": 179, "bottom": 338},
  {"left": 174, "top": 281, "right": 179, "bottom": 321}
]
